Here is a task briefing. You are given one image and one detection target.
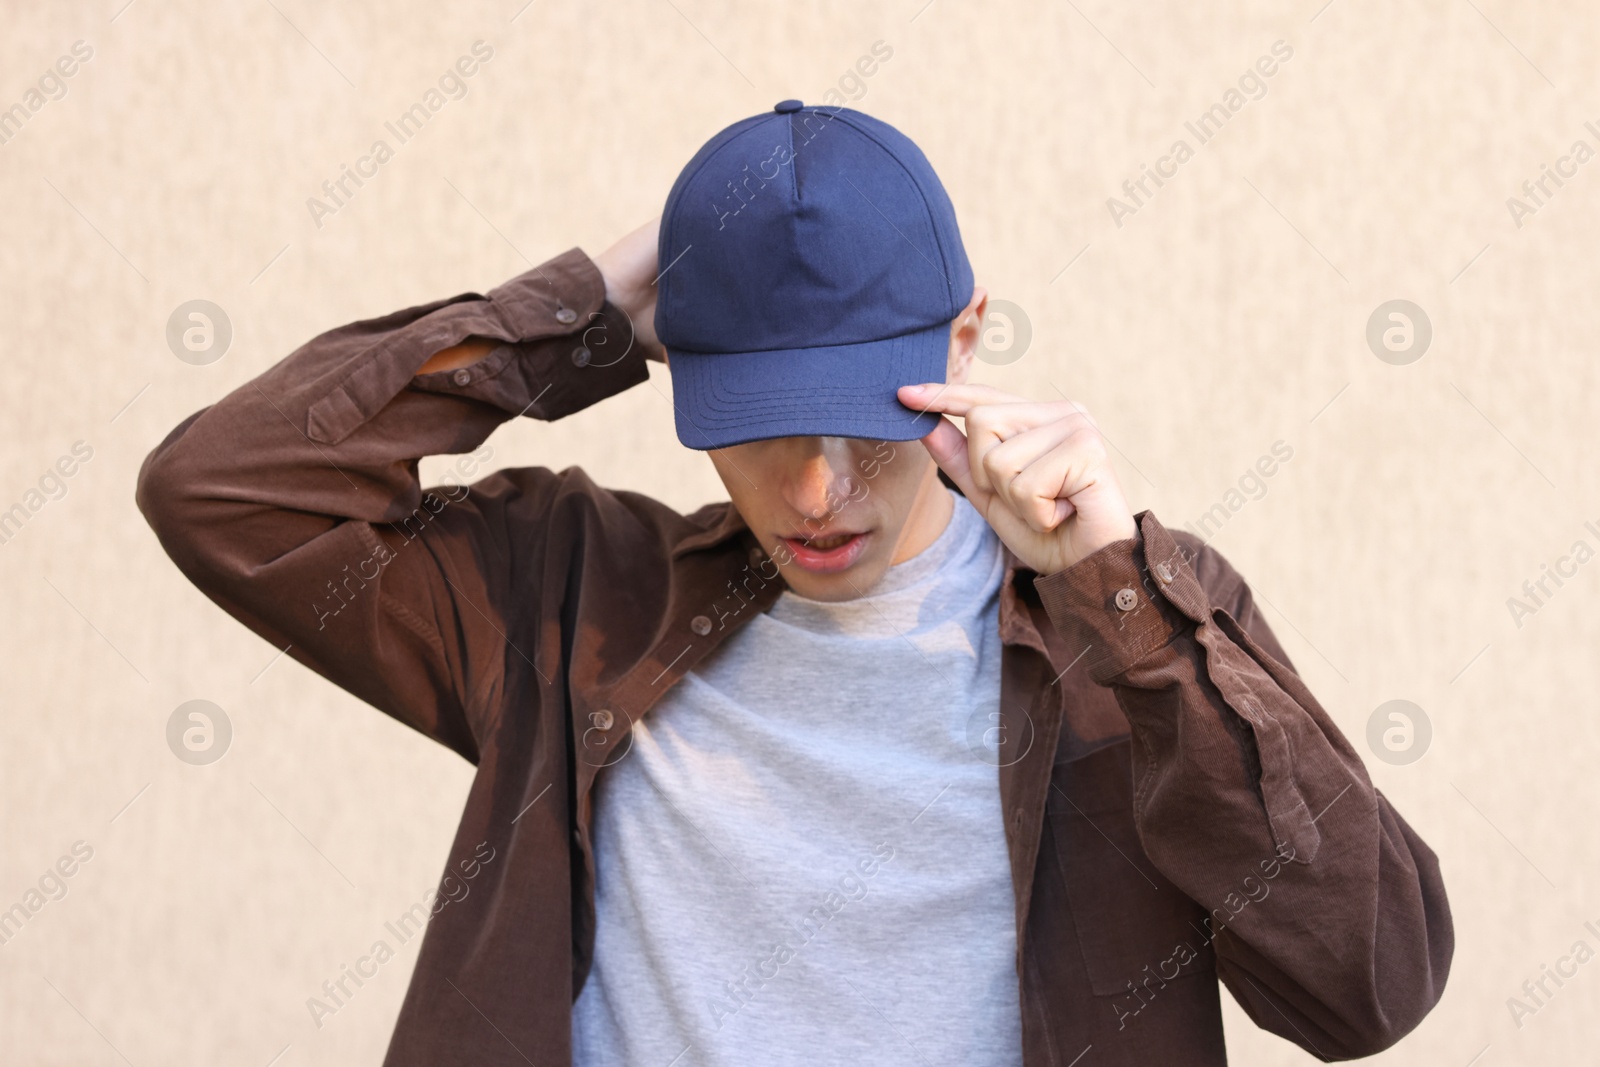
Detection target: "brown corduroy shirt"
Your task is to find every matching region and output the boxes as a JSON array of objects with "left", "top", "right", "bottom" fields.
[{"left": 136, "top": 246, "right": 1452, "bottom": 1065}]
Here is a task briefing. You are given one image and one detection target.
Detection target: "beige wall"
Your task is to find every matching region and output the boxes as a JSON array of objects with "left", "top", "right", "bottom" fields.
[{"left": 4, "top": 0, "right": 1597, "bottom": 1062}]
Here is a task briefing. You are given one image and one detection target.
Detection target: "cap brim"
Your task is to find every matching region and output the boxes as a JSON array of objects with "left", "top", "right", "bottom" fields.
[{"left": 665, "top": 319, "right": 949, "bottom": 450}]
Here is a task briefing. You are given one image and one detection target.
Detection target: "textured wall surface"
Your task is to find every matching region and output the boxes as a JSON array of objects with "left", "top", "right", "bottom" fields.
[{"left": 2, "top": 1, "right": 1597, "bottom": 1063}]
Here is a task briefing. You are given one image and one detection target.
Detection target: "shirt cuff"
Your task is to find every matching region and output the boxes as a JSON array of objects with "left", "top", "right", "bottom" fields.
[
  {"left": 410, "top": 246, "right": 651, "bottom": 422},
  {"left": 306, "top": 247, "right": 650, "bottom": 444},
  {"left": 1032, "top": 510, "right": 1212, "bottom": 684}
]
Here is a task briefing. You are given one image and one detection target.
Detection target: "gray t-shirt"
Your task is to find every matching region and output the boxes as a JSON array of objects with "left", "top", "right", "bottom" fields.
[{"left": 572, "top": 488, "right": 1022, "bottom": 1066}]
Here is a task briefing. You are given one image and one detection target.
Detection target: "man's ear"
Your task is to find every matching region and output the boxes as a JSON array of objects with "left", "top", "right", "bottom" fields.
[{"left": 946, "top": 285, "right": 988, "bottom": 385}]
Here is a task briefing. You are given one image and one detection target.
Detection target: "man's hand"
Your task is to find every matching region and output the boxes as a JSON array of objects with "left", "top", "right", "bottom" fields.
[
  {"left": 592, "top": 216, "right": 667, "bottom": 362},
  {"left": 897, "top": 382, "right": 1138, "bottom": 575}
]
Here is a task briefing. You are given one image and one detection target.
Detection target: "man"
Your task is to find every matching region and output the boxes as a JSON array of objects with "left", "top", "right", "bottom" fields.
[{"left": 138, "top": 101, "right": 1451, "bottom": 1065}]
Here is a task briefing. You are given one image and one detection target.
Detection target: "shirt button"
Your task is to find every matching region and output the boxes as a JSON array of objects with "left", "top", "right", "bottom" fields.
[
  {"left": 572, "top": 829, "right": 582, "bottom": 846},
  {"left": 555, "top": 307, "right": 578, "bottom": 324},
  {"left": 571, "top": 346, "right": 591, "bottom": 367},
  {"left": 1114, "top": 588, "right": 1139, "bottom": 611},
  {"left": 690, "top": 614, "right": 712, "bottom": 636},
  {"left": 592, "top": 708, "right": 614, "bottom": 730},
  {"left": 748, "top": 546, "right": 765, "bottom": 567},
  {"left": 451, "top": 368, "right": 471, "bottom": 386},
  {"left": 1155, "top": 562, "right": 1174, "bottom": 585}
]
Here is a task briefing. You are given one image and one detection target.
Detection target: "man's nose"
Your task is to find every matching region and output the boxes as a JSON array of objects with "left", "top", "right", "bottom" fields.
[{"left": 788, "top": 438, "right": 859, "bottom": 521}]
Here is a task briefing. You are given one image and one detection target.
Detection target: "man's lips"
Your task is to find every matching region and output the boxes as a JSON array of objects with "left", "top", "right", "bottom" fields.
[{"left": 777, "top": 529, "right": 871, "bottom": 573}]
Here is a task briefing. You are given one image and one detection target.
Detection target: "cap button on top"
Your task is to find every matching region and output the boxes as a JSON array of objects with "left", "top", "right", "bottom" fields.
[{"left": 773, "top": 99, "right": 803, "bottom": 113}]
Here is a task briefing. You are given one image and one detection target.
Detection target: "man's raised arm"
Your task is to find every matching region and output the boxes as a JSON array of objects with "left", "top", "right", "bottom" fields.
[{"left": 136, "top": 237, "right": 659, "bottom": 762}]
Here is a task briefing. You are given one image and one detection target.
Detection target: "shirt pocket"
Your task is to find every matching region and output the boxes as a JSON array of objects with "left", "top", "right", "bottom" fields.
[{"left": 1045, "top": 743, "right": 1214, "bottom": 996}]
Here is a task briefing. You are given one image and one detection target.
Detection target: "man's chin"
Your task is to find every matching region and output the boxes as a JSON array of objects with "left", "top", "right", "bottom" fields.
[{"left": 778, "top": 553, "right": 886, "bottom": 603}]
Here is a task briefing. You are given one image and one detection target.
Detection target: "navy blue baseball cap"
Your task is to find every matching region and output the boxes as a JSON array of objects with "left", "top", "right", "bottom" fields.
[{"left": 654, "top": 100, "right": 974, "bottom": 450}]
